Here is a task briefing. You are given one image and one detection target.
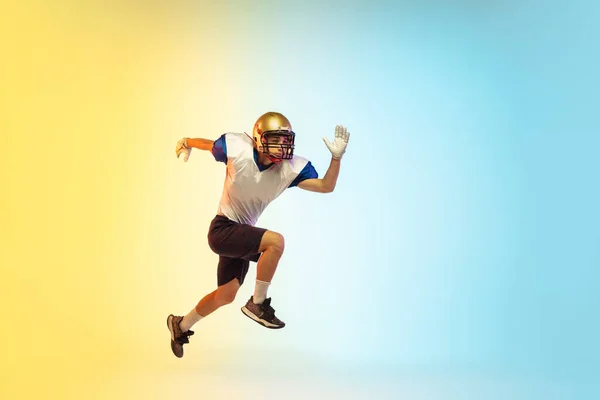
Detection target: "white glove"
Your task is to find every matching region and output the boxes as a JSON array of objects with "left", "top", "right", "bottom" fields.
[
  {"left": 176, "top": 138, "right": 191, "bottom": 162},
  {"left": 323, "top": 125, "right": 350, "bottom": 160}
]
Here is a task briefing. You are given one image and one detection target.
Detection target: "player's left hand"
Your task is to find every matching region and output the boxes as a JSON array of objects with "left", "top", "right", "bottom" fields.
[
  {"left": 323, "top": 125, "right": 350, "bottom": 160},
  {"left": 176, "top": 138, "right": 191, "bottom": 162}
]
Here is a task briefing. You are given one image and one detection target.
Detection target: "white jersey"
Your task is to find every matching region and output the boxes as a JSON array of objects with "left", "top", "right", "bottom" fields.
[{"left": 216, "top": 132, "right": 309, "bottom": 226}]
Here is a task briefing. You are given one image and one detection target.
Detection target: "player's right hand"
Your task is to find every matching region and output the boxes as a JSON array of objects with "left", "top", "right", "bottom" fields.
[{"left": 176, "top": 138, "right": 191, "bottom": 162}]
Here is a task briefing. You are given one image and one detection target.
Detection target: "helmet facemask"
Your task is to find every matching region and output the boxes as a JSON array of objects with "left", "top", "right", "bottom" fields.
[{"left": 258, "top": 130, "right": 295, "bottom": 162}]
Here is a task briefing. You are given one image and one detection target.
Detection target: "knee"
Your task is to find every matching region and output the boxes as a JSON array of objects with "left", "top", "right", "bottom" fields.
[
  {"left": 268, "top": 232, "right": 285, "bottom": 255},
  {"left": 215, "top": 287, "right": 237, "bottom": 306}
]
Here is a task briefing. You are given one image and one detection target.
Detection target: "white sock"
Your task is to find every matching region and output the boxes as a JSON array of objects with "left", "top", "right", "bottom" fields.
[
  {"left": 253, "top": 280, "right": 271, "bottom": 304},
  {"left": 179, "top": 308, "right": 203, "bottom": 332}
]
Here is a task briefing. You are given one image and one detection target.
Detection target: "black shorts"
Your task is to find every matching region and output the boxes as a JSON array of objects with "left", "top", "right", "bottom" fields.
[{"left": 207, "top": 214, "right": 267, "bottom": 286}]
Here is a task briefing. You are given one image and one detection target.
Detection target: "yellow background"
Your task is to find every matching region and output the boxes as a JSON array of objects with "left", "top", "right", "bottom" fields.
[{"left": 1, "top": 2, "right": 283, "bottom": 398}]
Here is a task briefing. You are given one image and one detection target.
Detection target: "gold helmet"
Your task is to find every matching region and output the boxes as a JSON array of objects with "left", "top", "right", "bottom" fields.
[{"left": 252, "top": 111, "right": 295, "bottom": 162}]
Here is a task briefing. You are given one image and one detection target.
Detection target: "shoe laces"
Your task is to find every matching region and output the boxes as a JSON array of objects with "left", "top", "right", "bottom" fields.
[
  {"left": 261, "top": 298, "right": 276, "bottom": 318},
  {"left": 176, "top": 329, "right": 194, "bottom": 344}
]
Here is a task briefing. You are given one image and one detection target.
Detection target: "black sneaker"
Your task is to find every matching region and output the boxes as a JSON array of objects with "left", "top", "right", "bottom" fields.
[
  {"left": 166, "top": 314, "right": 194, "bottom": 358},
  {"left": 241, "top": 297, "right": 285, "bottom": 329}
]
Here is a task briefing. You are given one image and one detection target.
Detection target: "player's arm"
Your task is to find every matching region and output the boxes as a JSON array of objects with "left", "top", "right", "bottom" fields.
[
  {"left": 184, "top": 138, "right": 214, "bottom": 151},
  {"left": 175, "top": 135, "right": 227, "bottom": 163},
  {"left": 297, "top": 158, "right": 340, "bottom": 193}
]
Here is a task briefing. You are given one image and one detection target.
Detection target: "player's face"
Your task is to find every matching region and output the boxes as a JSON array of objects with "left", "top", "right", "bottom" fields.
[{"left": 265, "top": 134, "right": 293, "bottom": 157}]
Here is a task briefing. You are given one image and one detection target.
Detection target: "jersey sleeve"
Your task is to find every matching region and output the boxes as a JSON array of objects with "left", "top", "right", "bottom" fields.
[
  {"left": 288, "top": 161, "right": 319, "bottom": 188},
  {"left": 211, "top": 134, "right": 227, "bottom": 163}
]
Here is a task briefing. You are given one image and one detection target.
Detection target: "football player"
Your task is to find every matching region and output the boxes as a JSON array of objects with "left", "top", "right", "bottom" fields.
[{"left": 167, "top": 111, "right": 350, "bottom": 358}]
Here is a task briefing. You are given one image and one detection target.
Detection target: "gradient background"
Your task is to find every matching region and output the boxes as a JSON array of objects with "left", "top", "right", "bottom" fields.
[{"left": 1, "top": 1, "right": 599, "bottom": 399}]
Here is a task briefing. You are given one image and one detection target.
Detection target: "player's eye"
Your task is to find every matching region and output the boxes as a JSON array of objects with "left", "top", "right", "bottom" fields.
[{"left": 267, "top": 135, "right": 290, "bottom": 145}]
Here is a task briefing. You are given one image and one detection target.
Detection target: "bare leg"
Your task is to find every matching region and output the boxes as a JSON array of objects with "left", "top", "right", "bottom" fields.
[
  {"left": 194, "top": 278, "right": 241, "bottom": 317},
  {"left": 256, "top": 231, "right": 285, "bottom": 283}
]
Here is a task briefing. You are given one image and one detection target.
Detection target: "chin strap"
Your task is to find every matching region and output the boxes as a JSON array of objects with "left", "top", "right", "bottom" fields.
[{"left": 266, "top": 155, "right": 283, "bottom": 163}]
